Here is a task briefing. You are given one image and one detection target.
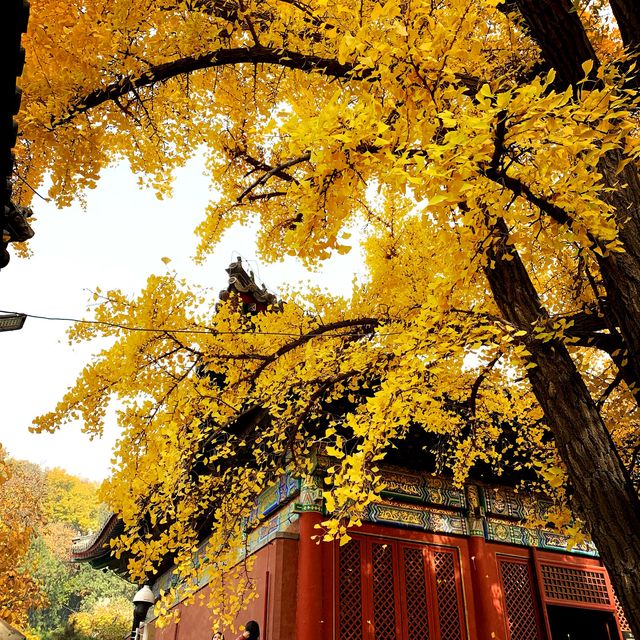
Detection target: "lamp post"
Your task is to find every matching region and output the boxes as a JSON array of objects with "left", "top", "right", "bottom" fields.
[
  {"left": 0, "top": 312, "right": 25, "bottom": 332},
  {"left": 131, "top": 585, "right": 155, "bottom": 640}
]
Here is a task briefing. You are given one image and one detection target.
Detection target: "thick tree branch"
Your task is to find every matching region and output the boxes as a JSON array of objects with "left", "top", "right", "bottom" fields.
[
  {"left": 468, "top": 355, "right": 501, "bottom": 417},
  {"left": 234, "top": 150, "right": 298, "bottom": 183},
  {"left": 629, "top": 443, "right": 640, "bottom": 482},
  {"left": 562, "top": 306, "right": 606, "bottom": 333},
  {"left": 597, "top": 370, "right": 624, "bottom": 409},
  {"left": 510, "top": 0, "right": 599, "bottom": 90},
  {"left": 484, "top": 169, "right": 570, "bottom": 225},
  {"left": 250, "top": 317, "right": 380, "bottom": 381},
  {"left": 483, "top": 112, "right": 572, "bottom": 227},
  {"left": 52, "top": 47, "right": 356, "bottom": 128}
]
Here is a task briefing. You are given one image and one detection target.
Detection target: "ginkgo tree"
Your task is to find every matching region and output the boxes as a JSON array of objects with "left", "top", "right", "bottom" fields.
[
  {"left": 0, "top": 450, "right": 47, "bottom": 629},
  {"left": 15, "top": 0, "right": 640, "bottom": 633}
]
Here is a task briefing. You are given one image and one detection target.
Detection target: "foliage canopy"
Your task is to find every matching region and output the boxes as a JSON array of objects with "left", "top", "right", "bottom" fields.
[{"left": 16, "top": 0, "right": 640, "bottom": 632}]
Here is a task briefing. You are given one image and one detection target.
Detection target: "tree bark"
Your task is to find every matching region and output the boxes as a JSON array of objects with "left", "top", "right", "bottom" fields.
[
  {"left": 608, "top": 0, "right": 640, "bottom": 53},
  {"left": 484, "top": 218, "right": 640, "bottom": 637},
  {"left": 514, "top": 0, "right": 599, "bottom": 87},
  {"left": 53, "top": 46, "right": 355, "bottom": 127},
  {"left": 491, "top": 3, "right": 640, "bottom": 629},
  {"left": 595, "top": 154, "right": 640, "bottom": 391},
  {"left": 514, "top": 0, "right": 640, "bottom": 394}
]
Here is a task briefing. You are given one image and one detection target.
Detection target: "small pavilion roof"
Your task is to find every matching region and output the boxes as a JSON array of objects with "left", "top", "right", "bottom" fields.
[{"left": 71, "top": 513, "right": 126, "bottom": 571}]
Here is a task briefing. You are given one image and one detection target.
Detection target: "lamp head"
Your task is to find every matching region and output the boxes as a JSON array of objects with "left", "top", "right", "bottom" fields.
[
  {"left": 133, "top": 585, "right": 155, "bottom": 605},
  {"left": 132, "top": 585, "right": 155, "bottom": 620}
]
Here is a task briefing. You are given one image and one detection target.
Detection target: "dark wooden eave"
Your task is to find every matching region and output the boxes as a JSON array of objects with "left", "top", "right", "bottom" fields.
[
  {"left": 0, "top": 0, "right": 33, "bottom": 270},
  {"left": 71, "top": 514, "right": 127, "bottom": 572}
]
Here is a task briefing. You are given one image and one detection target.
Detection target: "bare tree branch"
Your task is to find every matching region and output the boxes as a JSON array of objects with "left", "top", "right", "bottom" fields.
[
  {"left": 237, "top": 153, "right": 311, "bottom": 202},
  {"left": 597, "top": 370, "right": 624, "bottom": 408},
  {"left": 468, "top": 355, "right": 501, "bottom": 416}
]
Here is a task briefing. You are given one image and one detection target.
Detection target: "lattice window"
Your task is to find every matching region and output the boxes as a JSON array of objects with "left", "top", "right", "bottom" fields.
[
  {"left": 372, "top": 543, "right": 397, "bottom": 640},
  {"left": 499, "top": 559, "right": 540, "bottom": 640},
  {"left": 338, "top": 538, "right": 467, "bottom": 640},
  {"left": 433, "top": 550, "right": 463, "bottom": 640},
  {"left": 339, "top": 540, "right": 363, "bottom": 640},
  {"left": 403, "top": 546, "right": 431, "bottom": 640},
  {"left": 540, "top": 564, "right": 610, "bottom": 605},
  {"left": 614, "top": 593, "right": 631, "bottom": 632}
]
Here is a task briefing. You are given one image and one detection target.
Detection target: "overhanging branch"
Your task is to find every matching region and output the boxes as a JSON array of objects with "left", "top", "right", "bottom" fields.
[
  {"left": 483, "top": 111, "right": 572, "bottom": 227},
  {"left": 52, "top": 47, "right": 356, "bottom": 128},
  {"left": 250, "top": 317, "right": 380, "bottom": 381}
]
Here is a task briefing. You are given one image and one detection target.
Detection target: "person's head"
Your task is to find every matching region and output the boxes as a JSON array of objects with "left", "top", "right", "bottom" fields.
[
  {"left": 244, "top": 620, "right": 259, "bottom": 640},
  {"left": 212, "top": 632, "right": 224, "bottom": 640}
]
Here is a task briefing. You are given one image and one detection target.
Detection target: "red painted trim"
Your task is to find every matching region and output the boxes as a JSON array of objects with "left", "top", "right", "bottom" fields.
[
  {"left": 321, "top": 539, "right": 337, "bottom": 640},
  {"left": 391, "top": 543, "right": 403, "bottom": 640},
  {"left": 468, "top": 537, "right": 506, "bottom": 640},
  {"left": 263, "top": 570, "right": 270, "bottom": 640},
  {"left": 451, "top": 546, "right": 469, "bottom": 640},
  {"left": 295, "top": 512, "right": 325, "bottom": 640}
]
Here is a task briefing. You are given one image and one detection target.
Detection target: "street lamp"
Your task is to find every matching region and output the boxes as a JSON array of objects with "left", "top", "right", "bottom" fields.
[
  {"left": 131, "top": 585, "right": 155, "bottom": 640},
  {"left": 0, "top": 312, "right": 25, "bottom": 332}
]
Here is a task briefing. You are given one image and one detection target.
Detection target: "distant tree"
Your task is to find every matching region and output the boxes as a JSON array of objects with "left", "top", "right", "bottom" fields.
[
  {"left": 44, "top": 469, "right": 107, "bottom": 535},
  {"left": 68, "top": 597, "right": 131, "bottom": 640},
  {"left": 27, "top": 538, "right": 133, "bottom": 640},
  {"left": 0, "top": 451, "right": 47, "bottom": 628},
  {"left": 26, "top": 481, "right": 134, "bottom": 640}
]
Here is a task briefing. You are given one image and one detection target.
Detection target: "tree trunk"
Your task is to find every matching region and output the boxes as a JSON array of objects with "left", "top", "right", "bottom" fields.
[
  {"left": 484, "top": 218, "right": 640, "bottom": 637},
  {"left": 608, "top": 0, "right": 640, "bottom": 53},
  {"left": 514, "top": 0, "right": 598, "bottom": 87},
  {"left": 596, "top": 154, "right": 640, "bottom": 390},
  {"left": 514, "top": 0, "right": 640, "bottom": 393}
]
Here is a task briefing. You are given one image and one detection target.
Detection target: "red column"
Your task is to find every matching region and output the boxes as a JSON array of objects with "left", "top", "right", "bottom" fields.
[
  {"left": 295, "top": 511, "right": 325, "bottom": 640},
  {"left": 468, "top": 536, "right": 507, "bottom": 640}
]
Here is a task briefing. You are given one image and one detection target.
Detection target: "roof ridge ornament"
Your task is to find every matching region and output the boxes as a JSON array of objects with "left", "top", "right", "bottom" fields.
[{"left": 219, "top": 256, "right": 278, "bottom": 312}]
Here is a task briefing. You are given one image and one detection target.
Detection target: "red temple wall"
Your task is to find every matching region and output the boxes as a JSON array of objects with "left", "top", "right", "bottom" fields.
[
  {"left": 148, "top": 535, "right": 298, "bottom": 640},
  {"left": 146, "top": 514, "right": 629, "bottom": 640}
]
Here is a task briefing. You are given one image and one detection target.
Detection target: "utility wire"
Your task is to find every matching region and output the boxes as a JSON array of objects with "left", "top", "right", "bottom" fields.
[{"left": 0, "top": 309, "right": 388, "bottom": 338}]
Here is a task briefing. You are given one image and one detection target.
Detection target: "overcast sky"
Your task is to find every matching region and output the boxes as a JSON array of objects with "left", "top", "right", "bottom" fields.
[{"left": 0, "top": 158, "right": 360, "bottom": 482}]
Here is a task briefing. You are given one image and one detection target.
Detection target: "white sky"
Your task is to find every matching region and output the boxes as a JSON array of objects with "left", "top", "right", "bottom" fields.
[{"left": 0, "top": 158, "right": 361, "bottom": 482}]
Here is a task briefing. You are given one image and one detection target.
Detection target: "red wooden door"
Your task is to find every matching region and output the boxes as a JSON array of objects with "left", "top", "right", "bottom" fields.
[
  {"left": 498, "top": 556, "right": 544, "bottom": 640},
  {"left": 337, "top": 536, "right": 467, "bottom": 640}
]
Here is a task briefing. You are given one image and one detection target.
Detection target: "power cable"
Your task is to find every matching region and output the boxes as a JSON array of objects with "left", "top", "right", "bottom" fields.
[{"left": 0, "top": 309, "right": 389, "bottom": 338}]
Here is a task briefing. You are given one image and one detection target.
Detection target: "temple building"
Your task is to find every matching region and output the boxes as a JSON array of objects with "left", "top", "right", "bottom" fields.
[
  {"left": 73, "top": 261, "right": 634, "bottom": 640},
  {"left": 74, "top": 465, "right": 633, "bottom": 640}
]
